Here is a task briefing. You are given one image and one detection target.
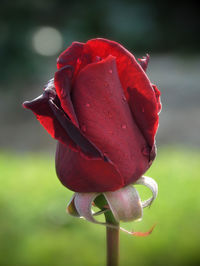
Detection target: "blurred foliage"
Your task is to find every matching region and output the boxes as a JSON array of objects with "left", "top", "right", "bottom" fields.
[
  {"left": 0, "top": 0, "right": 199, "bottom": 89},
  {"left": 0, "top": 147, "right": 200, "bottom": 266}
]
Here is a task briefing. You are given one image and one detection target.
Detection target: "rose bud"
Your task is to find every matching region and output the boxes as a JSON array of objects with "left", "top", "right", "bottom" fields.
[{"left": 23, "top": 38, "right": 161, "bottom": 226}]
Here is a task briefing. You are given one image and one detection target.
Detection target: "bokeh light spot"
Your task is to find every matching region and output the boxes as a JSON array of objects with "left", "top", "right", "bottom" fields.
[{"left": 32, "top": 27, "right": 63, "bottom": 56}]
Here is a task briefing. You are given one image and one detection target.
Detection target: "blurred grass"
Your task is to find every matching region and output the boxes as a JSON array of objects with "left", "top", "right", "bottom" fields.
[{"left": 0, "top": 147, "right": 200, "bottom": 266}]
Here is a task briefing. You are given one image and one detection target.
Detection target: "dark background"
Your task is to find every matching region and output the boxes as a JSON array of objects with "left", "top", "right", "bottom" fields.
[{"left": 1, "top": 0, "right": 200, "bottom": 85}]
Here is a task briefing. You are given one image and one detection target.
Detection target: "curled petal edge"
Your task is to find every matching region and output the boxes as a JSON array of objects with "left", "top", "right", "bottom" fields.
[
  {"left": 120, "top": 224, "right": 156, "bottom": 237},
  {"left": 103, "top": 185, "right": 143, "bottom": 222},
  {"left": 73, "top": 192, "right": 117, "bottom": 228},
  {"left": 138, "top": 54, "right": 150, "bottom": 72},
  {"left": 134, "top": 176, "right": 158, "bottom": 208},
  {"left": 66, "top": 176, "right": 158, "bottom": 236},
  {"left": 67, "top": 192, "right": 143, "bottom": 233}
]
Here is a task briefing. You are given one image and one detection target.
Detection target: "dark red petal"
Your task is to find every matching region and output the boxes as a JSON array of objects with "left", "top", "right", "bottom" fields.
[
  {"left": 23, "top": 91, "right": 106, "bottom": 160},
  {"left": 82, "top": 38, "right": 160, "bottom": 147},
  {"left": 54, "top": 65, "right": 79, "bottom": 127},
  {"left": 23, "top": 92, "right": 77, "bottom": 150},
  {"left": 72, "top": 55, "right": 150, "bottom": 186},
  {"left": 57, "top": 41, "right": 84, "bottom": 70},
  {"left": 138, "top": 54, "right": 150, "bottom": 72},
  {"left": 83, "top": 39, "right": 149, "bottom": 98},
  {"left": 48, "top": 99, "right": 106, "bottom": 160},
  {"left": 56, "top": 142, "right": 124, "bottom": 192},
  {"left": 127, "top": 86, "right": 159, "bottom": 147}
]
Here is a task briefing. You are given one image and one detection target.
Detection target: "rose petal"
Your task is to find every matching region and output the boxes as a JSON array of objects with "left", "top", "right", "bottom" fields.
[
  {"left": 72, "top": 192, "right": 120, "bottom": 229},
  {"left": 57, "top": 41, "right": 84, "bottom": 70},
  {"left": 84, "top": 39, "right": 152, "bottom": 97},
  {"left": 72, "top": 55, "right": 149, "bottom": 186},
  {"left": 56, "top": 142, "right": 124, "bottom": 192},
  {"left": 23, "top": 91, "right": 77, "bottom": 150},
  {"left": 54, "top": 65, "right": 79, "bottom": 127},
  {"left": 23, "top": 89, "right": 106, "bottom": 160},
  {"left": 103, "top": 185, "right": 143, "bottom": 222},
  {"left": 66, "top": 194, "right": 80, "bottom": 217},
  {"left": 83, "top": 38, "right": 161, "bottom": 147},
  {"left": 74, "top": 192, "right": 102, "bottom": 224},
  {"left": 49, "top": 99, "right": 105, "bottom": 160},
  {"left": 127, "top": 86, "right": 159, "bottom": 147},
  {"left": 134, "top": 175, "right": 158, "bottom": 208}
]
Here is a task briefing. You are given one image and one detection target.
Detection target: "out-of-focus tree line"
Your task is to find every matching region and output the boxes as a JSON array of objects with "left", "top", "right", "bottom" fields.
[{"left": 0, "top": 0, "right": 199, "bottom": 89}]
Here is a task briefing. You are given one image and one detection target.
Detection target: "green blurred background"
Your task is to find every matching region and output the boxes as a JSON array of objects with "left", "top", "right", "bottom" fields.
[{"left": 0, "top": 0, "right": 200, "bottom": 265}]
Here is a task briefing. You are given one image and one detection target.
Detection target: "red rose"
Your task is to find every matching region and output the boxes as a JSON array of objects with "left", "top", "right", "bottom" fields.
[{"left": 23, "top": 38, "right": 161, "bottom": 193}]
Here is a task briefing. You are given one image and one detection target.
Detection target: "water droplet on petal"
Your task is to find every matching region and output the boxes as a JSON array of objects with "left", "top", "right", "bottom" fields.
[
  {"left": 103, "top": 154, "right": 109, "bottom": 162},
  {"left": 77, "top": 58, "right": 81, "bottom": 65},
  {"left": 103, "top": 152, "right": 108, "bottom": 157},
  {"left": 61, "top": 88, "right": 67, "bottom": 98},
  {"left": 85, "top": 103, "right": 90, "bottom": 107},
  {"left": 81, "top": 124, "right": 86, "bottom": 132},
  {"left": 142, "top": 108, "right": 145, "bottom": 113},
  {"left": 121, "top": 124, "right": 127, "bottom": 129},
  {"left": 109, "top": 69, "right": 113, "bottom": 74},
  {"left": 122, "top": 96, "right": 126, "bottom": 102},
  {"left": 142, "top": 146, "right": 150, "bottom": 156},
  {"left": 96, "top": 56, "right": 101, "bottom": 62}
]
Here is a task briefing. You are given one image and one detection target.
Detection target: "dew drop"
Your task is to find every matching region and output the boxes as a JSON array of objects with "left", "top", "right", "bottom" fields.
[
  {"left": 81, "top": 124, "right": 87, "bottom": 132},
  {"left": 77, "top": 58, "right": 81, "bottom": 65},
  {"left": 122, "top": 96, "right": 126, "bottom": 102},
  {"left": 109, "top": 69, "right": 113, "bottom": 74},
  {"left": 103, "top": 152, "right": 110, "bottom": 162},
  {"left": 142, "top": 146, "right": 150, "bottom": 156},
  {"left": 121, "top": 124, "right": 127, "bottom": 129},
  {"left": 61, "top": 88, "right": 67, "bottom": 98},
  {"left": 96, "top": 56, "right": 101, "bottom": 62},
  {"left": 85, "top": 103, "right": 90, "bottom": 107}
]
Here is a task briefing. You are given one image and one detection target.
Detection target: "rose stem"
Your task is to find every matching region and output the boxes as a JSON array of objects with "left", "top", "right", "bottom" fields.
[
  {"left": 94, "top": 195, "right": 120, "bottom": 266},
  {"left": 106, "top": 223, "right": 119, "bottom": 266}
]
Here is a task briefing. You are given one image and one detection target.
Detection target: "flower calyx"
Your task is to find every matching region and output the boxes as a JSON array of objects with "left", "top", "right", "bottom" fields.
[{"left": 67, "top": 176, "right": 158, "bottom": 236}]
